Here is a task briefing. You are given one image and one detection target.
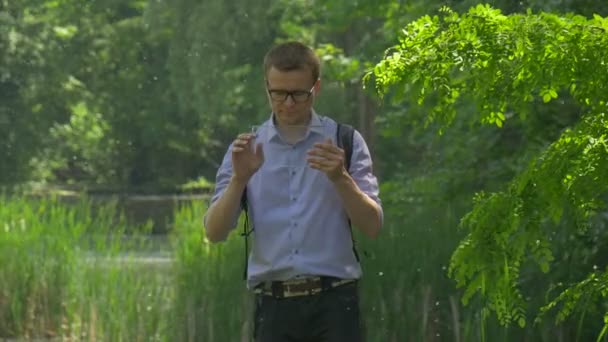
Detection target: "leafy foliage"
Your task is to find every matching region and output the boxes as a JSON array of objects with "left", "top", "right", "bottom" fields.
[
  {"left": 452, "top": 112, "right": 608, "bottom": 327},
  {"left": 370, "top": 4, "right": 608, "bottom": 331},
  {"left": 369, "top": 5, "right": 608, "bottom": 129},
  {"left": 0, "top": 0, "right": 74, "bottom": 184}
]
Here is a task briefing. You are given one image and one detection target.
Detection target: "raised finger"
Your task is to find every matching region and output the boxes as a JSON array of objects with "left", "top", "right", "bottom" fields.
[
  {"left": 233, "top": 145, "right": 245, "bottom": 153},
  {"left": 307, "top": 148, "right": 341, "bottom": 160},
  {"left": 312, "top": 139, "right": 337, "bottom": 148},
  {"left": 234, "top": 136, "right": 251, "bottom": 144},
  {"left": 233, "top": 137, "right": 252, "bottom": 153},
  {"left": 313, "top": 143, "right": 344, "bottom": 156},
  {"left": 233, "top": 139, "right": 248, "bottom": 150},
  {"left": 236, "top": 133, "right": 254, "bottom": 141},
  {"left": 307, "top": 157, "right": 337, "bottom": 168},
  {"left": 307, "top": 159, "right": 326, "bottom": 170}
]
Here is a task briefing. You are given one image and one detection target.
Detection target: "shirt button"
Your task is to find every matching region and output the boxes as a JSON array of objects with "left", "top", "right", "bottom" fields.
[{"left": 291, "top": 170, "right": 296, "bottom": 175}]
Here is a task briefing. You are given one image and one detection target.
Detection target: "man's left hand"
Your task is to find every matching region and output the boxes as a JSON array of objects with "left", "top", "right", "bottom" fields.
[{"left": 306, "top": 138, "right": 347, "bottom": 182}]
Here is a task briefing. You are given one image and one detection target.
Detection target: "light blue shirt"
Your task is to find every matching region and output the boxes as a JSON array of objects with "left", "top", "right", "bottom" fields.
[{"left": 206, "top": 111, "right": 382, "bottom": 288}]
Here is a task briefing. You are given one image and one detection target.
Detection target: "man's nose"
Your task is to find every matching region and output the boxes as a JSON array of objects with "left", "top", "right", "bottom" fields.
[{"left": 284, "top": 95, "right": 296, "bottom": 106}]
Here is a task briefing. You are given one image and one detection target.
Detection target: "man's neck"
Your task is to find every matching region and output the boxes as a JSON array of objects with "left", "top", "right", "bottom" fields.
[
  {"left": 273, "top": 112, "right": 313, "bottom": 145},
  {"left": 272, "top": 112, "right": 312, "bottom": 128}
]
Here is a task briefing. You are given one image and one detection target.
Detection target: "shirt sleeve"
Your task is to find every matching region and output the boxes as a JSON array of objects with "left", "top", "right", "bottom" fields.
[
  {"left": 348, "top": 129, "right": 384, "bottom": 224},
  {"left": 203, "top": 144, "right": 242, "bottom": 232}
]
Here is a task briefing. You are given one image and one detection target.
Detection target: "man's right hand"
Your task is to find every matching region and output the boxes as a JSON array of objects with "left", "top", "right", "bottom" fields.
[
  {"left": 231, "top": 133, "right": 264, "bottom": 182},
  {"left": 204, "top": 133, "right": 263, "bottom": 242}
]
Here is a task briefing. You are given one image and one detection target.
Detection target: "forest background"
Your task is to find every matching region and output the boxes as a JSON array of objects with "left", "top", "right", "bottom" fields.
[{"left": 2, "top": 0, "right": 608, "bottom": 341}]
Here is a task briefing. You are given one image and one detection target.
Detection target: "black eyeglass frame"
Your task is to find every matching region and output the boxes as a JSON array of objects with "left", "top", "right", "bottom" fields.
[{"left": 266, "top": 83, "right": 316, "bottom": 103}]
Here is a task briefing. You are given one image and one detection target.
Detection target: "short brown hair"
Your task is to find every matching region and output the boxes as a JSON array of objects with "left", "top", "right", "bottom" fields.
[{"left": 263, "top": 41, "right": 320, "bottom": 83}]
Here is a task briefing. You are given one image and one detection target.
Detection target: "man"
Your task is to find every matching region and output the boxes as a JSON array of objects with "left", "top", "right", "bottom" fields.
[{"left": 204, "top": 41, "right": 383, "bottom": 342}]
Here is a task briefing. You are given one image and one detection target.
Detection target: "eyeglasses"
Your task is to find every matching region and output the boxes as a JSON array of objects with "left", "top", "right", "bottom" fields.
[{"left": 267, "top": 84, "right": 315, "bottom": 103}]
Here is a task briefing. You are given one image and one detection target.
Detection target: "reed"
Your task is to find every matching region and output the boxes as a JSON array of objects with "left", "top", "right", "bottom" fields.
[
  {"left": 0, "top": 195, "right": 586, "bottom": 341},
  {"left": 0, "top": 195, "right": 170, "bottom": 340},
  {"left": 169, "top": 200, "right": 252, "bottom": 342}
]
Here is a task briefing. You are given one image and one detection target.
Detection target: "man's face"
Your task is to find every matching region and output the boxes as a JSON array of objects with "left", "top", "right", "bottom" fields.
[{"left": 265, "top": 66, "right": 319, "bottom": 127}]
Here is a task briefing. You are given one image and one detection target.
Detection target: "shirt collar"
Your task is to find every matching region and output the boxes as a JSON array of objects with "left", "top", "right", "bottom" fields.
[
  {"left": 309, "top": 112, "right": 325, "bottom": 136},
  {"left": 259, "top": 110, "right": 325, "bottom": 144}
]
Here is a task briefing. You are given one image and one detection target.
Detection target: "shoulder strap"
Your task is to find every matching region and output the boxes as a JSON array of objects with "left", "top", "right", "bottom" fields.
[
  {"left": 336, "top": 123, "right": 360, "bottom": 262},
  {"left": 240, "top": 190, "right": 252, "bottom": 280},
  {"left": 336, "top": 123, "right": 354, "bottom": 171}
]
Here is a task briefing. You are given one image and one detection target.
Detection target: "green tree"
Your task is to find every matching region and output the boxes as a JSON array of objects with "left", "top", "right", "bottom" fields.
[
  {"left": 2, "top": 0, "right": 212, "bottom": 190},
  {"left": 371, "top": 4, "right": 608, "bottom": 338},
  {"left": 160, "top": 0, "right": 280, "bottom": 182},
  {"left": 0, "top": 0, "right": 75, "bottom": 185}
]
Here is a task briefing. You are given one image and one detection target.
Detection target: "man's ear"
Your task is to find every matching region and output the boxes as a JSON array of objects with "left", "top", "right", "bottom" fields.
[{"left": 313, "top": 78, "right": 321, "bottom": 95}]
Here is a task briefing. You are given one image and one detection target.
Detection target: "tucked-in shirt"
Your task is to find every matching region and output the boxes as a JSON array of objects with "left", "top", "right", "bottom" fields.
[{"left": 205, "top": 111, "right": 382, "bottom": 288}]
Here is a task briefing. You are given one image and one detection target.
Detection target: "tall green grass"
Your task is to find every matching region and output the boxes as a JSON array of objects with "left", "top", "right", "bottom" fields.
[
  {"left": 356, "top": 200, "right": 467, "bottom": 341},
  {"left": 169, "top": 201, "right": 252, "bottom": 342},
  {"left": 0, "top": 195, "right": 594, "bottom": 341},
  {"left": 0, "top": 195, "right": 252, "bottom": 341},
  {"left": 0, "top": 195, "right": 169, "bottom": 340}
]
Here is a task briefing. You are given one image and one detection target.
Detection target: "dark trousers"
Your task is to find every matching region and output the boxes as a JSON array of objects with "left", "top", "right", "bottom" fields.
[{"left": 253, "top": 282, "right": 363, "bottom": 342}]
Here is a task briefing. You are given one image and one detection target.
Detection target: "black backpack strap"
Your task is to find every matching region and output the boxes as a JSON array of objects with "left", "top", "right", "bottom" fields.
[
  {"left": 336, "top": 123, "right": 360, "bottom": 262},
  {"left": 240, "top": 189, "right": 253, "bottom": 280},
  {"left": 337, "top": 123, "right": 354, "bottom": 172}
]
